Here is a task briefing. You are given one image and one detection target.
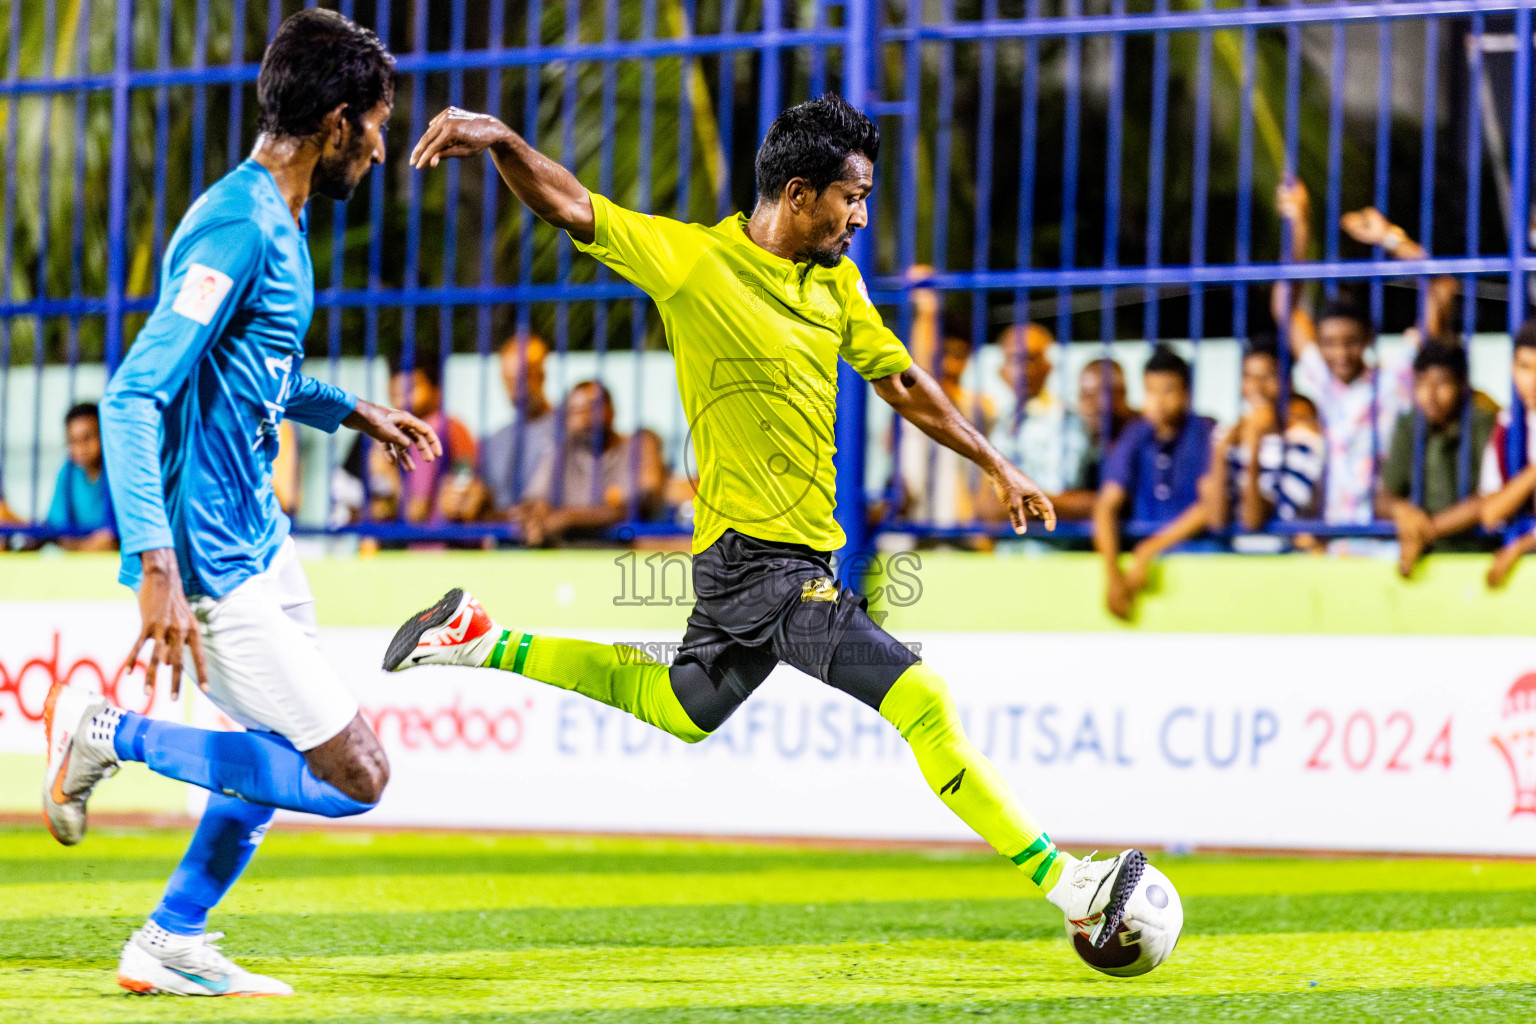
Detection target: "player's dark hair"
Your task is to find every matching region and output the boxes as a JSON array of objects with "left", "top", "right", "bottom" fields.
[
  {"left": 755, "top": 94, "right": 880, "bottom": 203},
  {"left": 1143, "top": 344, "right": 1192, "bottom": 388},
  {"left": 1413, "top": 341, "right": 1469, "bottom": 385},
  {"left": 256, "top": 9, "right": 395, "bottom": 140},
  {"left": 63, "top": 401, "right": 98, "bottom": 426},
  {"left": 387, "top": 348, "right": 443, "bottom": 388},
  {"left": 1316, "top": 297, "right": 1373, "bottom": 336},
  {"left": 1515, "top": 318, "right": 1536, "bottom": 353},
  {"left": 1244, "top": 333, "right": 1280, "bottom": 363}
]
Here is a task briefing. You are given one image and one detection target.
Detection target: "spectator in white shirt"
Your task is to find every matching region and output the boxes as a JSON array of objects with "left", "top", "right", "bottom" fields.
[{"left": 981, "top": 322, "right": 1098, "bottom": 521}]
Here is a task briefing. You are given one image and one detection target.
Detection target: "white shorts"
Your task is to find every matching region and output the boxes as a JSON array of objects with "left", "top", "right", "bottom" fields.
[{"left": 189, "top": 537, "right": 358, "bottom": 752}]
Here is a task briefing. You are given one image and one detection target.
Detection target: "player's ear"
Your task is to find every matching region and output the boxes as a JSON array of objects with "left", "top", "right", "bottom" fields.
[
  {"left": 322, "top": 103, "right": 351, "bottom": 148},
  {"left": 784, "top": 177, "right": 815, "bottom": 215}
]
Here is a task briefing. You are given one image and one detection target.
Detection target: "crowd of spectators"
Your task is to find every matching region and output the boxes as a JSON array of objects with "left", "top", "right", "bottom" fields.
[{"left": 7, "top": 184, "right": 1536, "bottom": 606}]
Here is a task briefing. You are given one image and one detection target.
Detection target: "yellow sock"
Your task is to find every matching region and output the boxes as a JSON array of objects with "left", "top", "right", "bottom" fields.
[
  {"left": 487, "top": 631, "right": 708, "bottom": 744},
  {"left": 879, "top": 662, "right": 1068, "bottom": 892}
]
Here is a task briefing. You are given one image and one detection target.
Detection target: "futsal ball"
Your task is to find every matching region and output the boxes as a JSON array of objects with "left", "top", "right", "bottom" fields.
[{"left": 1068, "top": 862, "right": 1183, "bottom": 977}]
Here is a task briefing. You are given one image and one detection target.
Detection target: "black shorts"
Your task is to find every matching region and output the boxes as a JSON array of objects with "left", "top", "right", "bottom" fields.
[{"left": 669, "top": 530, "right": 920, "bottom": 732}]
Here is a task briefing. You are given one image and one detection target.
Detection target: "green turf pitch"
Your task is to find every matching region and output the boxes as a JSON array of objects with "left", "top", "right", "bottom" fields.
[{"left": 1, "top": 828, "right": 1534, "bottom": 1023}]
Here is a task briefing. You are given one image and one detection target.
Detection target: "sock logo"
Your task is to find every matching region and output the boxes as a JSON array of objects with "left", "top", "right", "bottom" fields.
[{"left": 939, "top": 768, "right": 965, "bottom": 796}]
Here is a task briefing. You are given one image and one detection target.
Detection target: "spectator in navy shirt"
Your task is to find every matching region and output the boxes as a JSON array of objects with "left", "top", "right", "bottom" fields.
[{"left": 1093, "top": 346, "right": 1215, "bottom": 620}]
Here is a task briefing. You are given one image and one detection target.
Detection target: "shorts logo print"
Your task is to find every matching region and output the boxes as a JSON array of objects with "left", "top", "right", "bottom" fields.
[{"left": 800, "top": 577, "right": 839, "bottom": 603}]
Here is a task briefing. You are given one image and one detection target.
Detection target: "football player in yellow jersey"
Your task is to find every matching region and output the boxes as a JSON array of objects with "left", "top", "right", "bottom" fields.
[{"left": 386, "top": 95, "right": 1145, "bottom": 949}]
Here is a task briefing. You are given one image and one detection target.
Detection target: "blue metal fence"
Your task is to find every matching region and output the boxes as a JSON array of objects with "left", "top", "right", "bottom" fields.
[{"left": 0, "top": 0, "right": 1531, "bottom": 552}]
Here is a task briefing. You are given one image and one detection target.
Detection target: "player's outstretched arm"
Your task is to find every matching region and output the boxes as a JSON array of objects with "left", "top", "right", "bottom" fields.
[
  {"left": 872, "top": 364, "right": 1055, "bottom": 534},
  {"left": 341, "top": 398, "right": 443, "bottom": 472},
  {"left": 410, "top": 107, "right": 594, "bottom": 244}
]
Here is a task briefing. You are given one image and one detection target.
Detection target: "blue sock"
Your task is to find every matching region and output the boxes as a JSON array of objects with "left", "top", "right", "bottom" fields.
[
  {"left": 112, "top": 711, "right": 374, "bottom": 818},
  {"left": 151, "top": 793, "right": 275, "bottom": 936}
]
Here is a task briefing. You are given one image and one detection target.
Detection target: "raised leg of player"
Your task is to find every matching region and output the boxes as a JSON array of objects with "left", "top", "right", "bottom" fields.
[
  {"left": 489, "top": 633, "right": 710, "bottom": 742},
  {"left": 877, "top": 662, "right": 1064, "bottom": 890},
  {"left": 388, "top": 584, "right": 1140, "bottom": 944},
  {"left": 112, "top": 711, "right": 377, "bottom": 817}
]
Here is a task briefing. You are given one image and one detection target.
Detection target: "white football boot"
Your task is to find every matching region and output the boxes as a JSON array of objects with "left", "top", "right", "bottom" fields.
[
  {"left": 1046, "top": 848, "right": 1147, "bottom": 948},
  {"left": 117, "top": 921, "right": 293, "bottom": 997},
  {"left": 382, "top": 587, "right": 503, "bottom": 671},
  {"left": 42, "top": 680, "right": 122, "bottom": 846}
]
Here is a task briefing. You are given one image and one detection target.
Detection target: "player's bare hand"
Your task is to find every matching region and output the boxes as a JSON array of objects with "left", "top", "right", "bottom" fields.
[
  {"left": 345, "top": 399, "right": 442, "bottom": 473},
  {"left": 987, "top": 461, "right": 1056, "bottom": 534},
  {"left": 410, "top": 107, "right": 514, "bottom": 169},
  {"left": 125, "top": 548, "right": 208, "bottom": 702}
]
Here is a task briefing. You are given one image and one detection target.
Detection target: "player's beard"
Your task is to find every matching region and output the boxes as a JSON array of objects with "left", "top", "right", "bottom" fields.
[
  {"left": 314, "top": 132, "right": 371, "bottom": 202},
  {"left": 806, "top": 231, "right": 853, "bottom": 269}
]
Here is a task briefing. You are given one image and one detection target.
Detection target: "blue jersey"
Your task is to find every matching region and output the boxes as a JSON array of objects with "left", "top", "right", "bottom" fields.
[{"left": 102, "top": 160, "right": 356, "bottom": 598}]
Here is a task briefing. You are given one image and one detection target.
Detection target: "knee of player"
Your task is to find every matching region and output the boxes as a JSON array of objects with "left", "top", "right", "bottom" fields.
[
  {"left": 313, "top": 748, "right": 390, "bottom": 808},
  {"left": 880, "top": 662, "right": 960, "bottom": 735},
  {"left": 354, "top": 756, "right": 391, "bottom": 804},
  {"left": 676, "top": 723, "right": 711, "bottom": 745}
]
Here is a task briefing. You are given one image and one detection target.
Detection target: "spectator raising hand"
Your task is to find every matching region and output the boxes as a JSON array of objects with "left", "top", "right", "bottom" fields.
[{"left": 1339, "top": 206, "right": 1458, "bottom": 344}]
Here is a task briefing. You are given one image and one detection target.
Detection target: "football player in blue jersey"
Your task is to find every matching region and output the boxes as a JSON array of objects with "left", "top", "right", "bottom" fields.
[{"left": 40, "top": 9, "right": 440, "bottom": 997}]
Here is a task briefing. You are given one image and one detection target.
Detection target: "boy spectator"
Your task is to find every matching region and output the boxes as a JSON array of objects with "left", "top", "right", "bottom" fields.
[
  {"left": 514, "top": 380, "right": 666, "bottom": 546},
  {"left": 481, "top": 332, "right": 557, "bottom": 515},
  {"left": 1206, "top": 336, "right": 1325, "bottom": 532},
  {"left": 1094, "top": 346, "right": 1215, "bottom": 620},
  {"left": 1480, "top": 320, "right": 1536, "bottom": 587},
  {"left": 1378, "top": 343, "right": 1496, "bottom": 577},
  {"left": 46, "top": 402, "right": 116, "bottom": 551},
  {"left": 1274, "top": 185, "right": 1420, "bottom": 527}
]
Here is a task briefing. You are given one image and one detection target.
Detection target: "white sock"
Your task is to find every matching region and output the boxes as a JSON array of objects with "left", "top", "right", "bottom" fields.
[
  {"left": 81, "top": 706, "right": 124, "bottom": 760},
  {"left": 140, "top": 919, "right": 202, "bottom": 951}
]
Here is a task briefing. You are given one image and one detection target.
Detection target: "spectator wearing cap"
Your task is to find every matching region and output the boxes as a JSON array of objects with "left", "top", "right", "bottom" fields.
[
  {"left": 46, "top": 402, "right": 116, "bottom": 551},
  {"left": 1378, "top": 342, "right": 1497, "bottom": 577},
  {"left": 1093, "top": 346, "right": 1216, "bottom": 620}
]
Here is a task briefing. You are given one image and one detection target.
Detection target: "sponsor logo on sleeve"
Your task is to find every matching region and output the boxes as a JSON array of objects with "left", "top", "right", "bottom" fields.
[{"left": 170, "top": 263, "right": 234, "bottom": 326}]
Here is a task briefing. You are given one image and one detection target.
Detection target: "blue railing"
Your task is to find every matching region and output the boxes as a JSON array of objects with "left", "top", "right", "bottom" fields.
[{"left": 0, "top": 0, "right": 1530, "bottom": 557}]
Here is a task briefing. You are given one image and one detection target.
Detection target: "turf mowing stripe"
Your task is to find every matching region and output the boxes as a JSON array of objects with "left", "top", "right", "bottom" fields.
[
  {"left": 5, "top": 929, "right": 1534, "bottom": 1021},
  {"left": 10, "top": 856, "right": 1536, "bottom": 920}
]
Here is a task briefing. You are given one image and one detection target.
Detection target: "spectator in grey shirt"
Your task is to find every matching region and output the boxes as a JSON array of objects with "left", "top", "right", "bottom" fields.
[{"left": 481, "top": 332, "right": 557, "bottom": 514}]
